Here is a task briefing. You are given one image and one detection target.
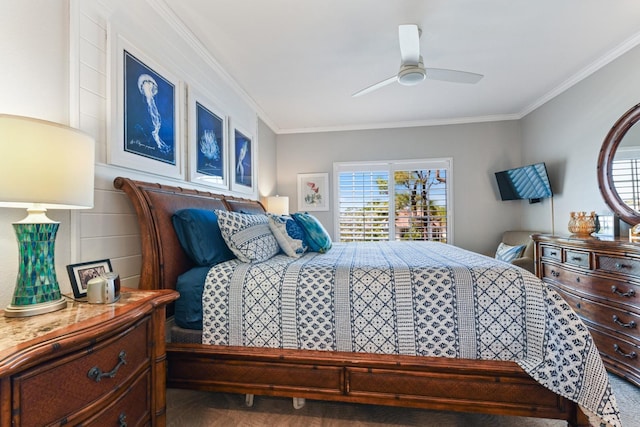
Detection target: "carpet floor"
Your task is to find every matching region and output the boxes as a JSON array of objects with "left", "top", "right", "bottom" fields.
[{"left": 166, "top": 373, "right": 638, "bottom": 426}]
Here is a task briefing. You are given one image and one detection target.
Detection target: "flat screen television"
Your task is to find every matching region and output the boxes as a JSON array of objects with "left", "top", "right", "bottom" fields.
[{"left": 495, "top": 162, "right": 553, "bottom": 203}]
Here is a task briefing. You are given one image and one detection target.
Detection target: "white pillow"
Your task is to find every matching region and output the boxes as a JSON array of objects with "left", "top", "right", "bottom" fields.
[{"left": 216, "top": 210, "right": 280, "bottom": 262}]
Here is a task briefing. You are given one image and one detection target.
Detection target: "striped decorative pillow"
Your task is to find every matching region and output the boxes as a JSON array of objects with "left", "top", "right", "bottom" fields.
[{"left": 495, "top": 242, "right": 525, "bottom": 263}]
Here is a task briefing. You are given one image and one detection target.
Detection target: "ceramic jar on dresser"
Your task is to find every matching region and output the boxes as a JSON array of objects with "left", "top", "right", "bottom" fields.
[
  {"left": 533, "top": 234, "right": 639, "bottom": 386},
  {"left": 0, "top": 289, "right": 178, "bottom": 427}
]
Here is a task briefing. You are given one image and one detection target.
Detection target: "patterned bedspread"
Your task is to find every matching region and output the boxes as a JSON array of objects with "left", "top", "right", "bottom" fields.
[{"left": 202, "top": 241, "right": 620, "bottom": 426}]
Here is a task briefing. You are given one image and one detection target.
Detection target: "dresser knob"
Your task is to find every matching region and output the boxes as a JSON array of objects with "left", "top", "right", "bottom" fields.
[
  {"left": 611, "top": 286, "right": 636, "bottom": 298},
  {"left": 612, "top": 315, "right": 637, "bottom": 329},
  {"left": 613, "top": 344, "right": 638, "bottom": 359},
  {"left": 119, "top": 413, "right": 127, "bottom": 427},
  {"left": 87, "top": 350, "right": 127, "bottom": 382}
]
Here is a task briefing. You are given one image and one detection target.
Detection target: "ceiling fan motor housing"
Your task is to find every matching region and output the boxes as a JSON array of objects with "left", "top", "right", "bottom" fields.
[{"left": 398, "top": 63, "right": 426, "bottom": 86}]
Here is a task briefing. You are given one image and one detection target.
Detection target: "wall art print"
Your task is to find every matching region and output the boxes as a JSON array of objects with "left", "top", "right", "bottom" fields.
[
  {"left": 124, "top": 50, "right": 175, "bottom": 164},
  {"left": 297, "top": 172, "right": 329, "bottom": 211},
  {"left": 109, "top": 33, "right": 183, "bottom": 179},
  {"left": 230, "top": 120, "right": 255, "bottom": 194},
  {"left": 188, "top": 86, "right": 228, "bottom": 189}
]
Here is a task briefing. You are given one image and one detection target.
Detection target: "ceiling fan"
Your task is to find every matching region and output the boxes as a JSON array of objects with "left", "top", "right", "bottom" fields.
[{"left": 353, "top": 24, "right": 483, "bottom": 97}]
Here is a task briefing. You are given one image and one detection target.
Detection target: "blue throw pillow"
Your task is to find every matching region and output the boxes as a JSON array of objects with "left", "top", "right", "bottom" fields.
[
  {"left": 267, "top": 213, "right": 308, "bottom": 257},
  {"left": 495, "top": 242, "right": 526, "bottom": 263},
  {"left": 291, "top": 212, "right": 332, "bottom": 253},
  {"left": 172, "top": 209, "right": 236, "bottom": 266}
]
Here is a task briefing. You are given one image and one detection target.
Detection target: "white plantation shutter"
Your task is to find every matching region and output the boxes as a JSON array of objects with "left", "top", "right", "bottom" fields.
[
  {"left": 338, "top": 170, "right": 390, "bottom": 241},
  {"left": 334, "top": 159, "right": 452, "bottom": 243}
]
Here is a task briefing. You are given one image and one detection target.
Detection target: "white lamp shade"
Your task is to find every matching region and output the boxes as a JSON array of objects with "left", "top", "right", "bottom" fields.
[
  {"left": 267, "top": 195, "right": 289, "bottom": 215},
  {"left": 0, "top": 114, "right": 95, "bottom": 210}
]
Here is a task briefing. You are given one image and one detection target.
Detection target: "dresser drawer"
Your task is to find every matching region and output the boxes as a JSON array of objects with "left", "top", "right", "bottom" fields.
[
  {"left": 540, "top": 262, "right": 640, "bottom": 308},
  {"left": 540, "top": 244, "right": 562, "bottom": 261},
  {"left": 590, "top": 327, "right": 640, "bottom": 377},
  {"left": 13, "top": 317, "right": 150, "bottom": 427},
  {"left": 596, "top": 254, "right": 640, "bottom": 278},
  {"left": 557, "top": 289, "right": 639, "bottom": 341},
  {"left": 84, "top": 370, "right": 151, "bottom": 427},
  {"left": 564, "top": 249, "right": 591, "bottom": 268}
]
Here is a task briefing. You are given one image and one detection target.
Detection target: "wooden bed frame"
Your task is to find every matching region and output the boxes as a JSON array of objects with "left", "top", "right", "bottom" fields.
[{"left": 114, "top": 176, "right": 591, "bottom": 426}]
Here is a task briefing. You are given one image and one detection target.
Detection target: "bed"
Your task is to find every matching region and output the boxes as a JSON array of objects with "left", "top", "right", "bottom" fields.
[{"left": 113, "top": 176, "right": 620, "bottom": 427}]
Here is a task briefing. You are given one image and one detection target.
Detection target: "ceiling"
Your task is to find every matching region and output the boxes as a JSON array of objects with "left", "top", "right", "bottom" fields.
[{"left": 163, "top": 0, "right": 640, "bottom": 134}]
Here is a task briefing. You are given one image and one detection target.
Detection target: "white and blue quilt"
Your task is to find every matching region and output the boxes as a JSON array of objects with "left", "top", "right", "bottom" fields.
[{"left": 201, "top": 241, "right": 620, "bottom": 427}]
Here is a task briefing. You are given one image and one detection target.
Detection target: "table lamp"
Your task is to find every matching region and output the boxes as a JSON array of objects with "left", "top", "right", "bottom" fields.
[
  {"left": 266, "top": 195, "right": 289, "bottom": 215},
  {"left": 0, "top": 114, "right": 95, "bottom": 317}
]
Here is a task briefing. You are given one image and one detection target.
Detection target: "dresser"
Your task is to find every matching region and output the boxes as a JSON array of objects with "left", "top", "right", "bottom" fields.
[
  {"left": 533, "top": 234, "right": 640, "bottom": 386},
  {"left": 0, "top": 289, "right": 178, "bottom": 427}
]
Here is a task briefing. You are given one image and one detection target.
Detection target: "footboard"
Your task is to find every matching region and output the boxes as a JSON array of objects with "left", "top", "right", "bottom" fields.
[{"left": 166, "top": 344, "right": 589, "bottom": 426}]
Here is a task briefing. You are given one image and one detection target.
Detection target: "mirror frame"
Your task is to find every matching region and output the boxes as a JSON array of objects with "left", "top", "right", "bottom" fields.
[{"left": 597, "top": 102, "right": 640, "bottom": 225}]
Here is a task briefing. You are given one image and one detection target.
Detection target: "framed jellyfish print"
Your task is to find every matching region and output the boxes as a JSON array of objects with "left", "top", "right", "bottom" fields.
[
  {"left": 187, "top": 86, "right": 228, "bottom": 189},
  {"left": 108, "top": 33, "right": 184, "bottom": 179},
  {"left": 230, "top": 119, "right": 256, "bottom": 195}
]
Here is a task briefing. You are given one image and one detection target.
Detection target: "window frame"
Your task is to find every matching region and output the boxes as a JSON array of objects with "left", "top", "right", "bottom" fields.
[{"left": 332, "top": 158, "right": 454, "bottom": 243}]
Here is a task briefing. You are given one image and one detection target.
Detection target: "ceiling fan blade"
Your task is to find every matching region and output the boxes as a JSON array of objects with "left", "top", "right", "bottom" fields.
[
  {"left": 352, "top": 75, "right": 398, "bottom": 97},
  {"left": 425, "top": 68, "right": 483, "bottom": 84},
  {"left": 398, "top": 24, "right": 420, "bottom": 65}
]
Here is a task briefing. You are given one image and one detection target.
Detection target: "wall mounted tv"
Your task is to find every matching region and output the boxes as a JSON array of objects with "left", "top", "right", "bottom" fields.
[{"left": 495, "top": 162, "right": 553, "bottom": 203}]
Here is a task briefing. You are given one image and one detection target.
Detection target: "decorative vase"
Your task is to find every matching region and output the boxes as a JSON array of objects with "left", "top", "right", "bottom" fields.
[{"left": 568, "top": 211, "right": 597, "bottom": 236}]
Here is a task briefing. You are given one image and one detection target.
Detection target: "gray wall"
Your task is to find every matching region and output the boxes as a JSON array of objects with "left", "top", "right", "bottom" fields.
[
  {"left": 521, "top": 44, "right": 640, "bottom": 234},
  {"left": 277, "top": 121, "right": 525, "bottom": 255}
]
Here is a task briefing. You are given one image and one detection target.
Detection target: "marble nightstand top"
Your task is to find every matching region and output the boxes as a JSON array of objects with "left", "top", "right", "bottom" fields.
[{"left": 0, "top": 291, "right": 158, "bottom": 353}]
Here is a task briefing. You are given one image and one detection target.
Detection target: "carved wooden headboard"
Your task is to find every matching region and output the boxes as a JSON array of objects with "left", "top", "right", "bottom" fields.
[{"left": 113, "top": 177, "right": 265, "bottom": 293}]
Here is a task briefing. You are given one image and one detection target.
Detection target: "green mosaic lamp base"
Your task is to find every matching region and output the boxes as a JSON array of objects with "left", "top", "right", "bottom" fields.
[{"left": 4, "top": 222, "right": 67, "bottom": 317}]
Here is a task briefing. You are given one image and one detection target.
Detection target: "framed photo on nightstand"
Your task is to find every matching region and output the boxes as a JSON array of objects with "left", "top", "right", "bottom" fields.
[{"left": 66, "top": 259, "right": 113, "bottom": 299}]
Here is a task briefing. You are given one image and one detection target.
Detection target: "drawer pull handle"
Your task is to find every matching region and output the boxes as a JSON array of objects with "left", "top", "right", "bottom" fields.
[
  {"left": 571, "top": 256, "right": 582, "bottom": 261},
  {"left": 549, "top": 251, "right": 557, "bottom": 256},
  {"left": 87, "top": 350, "right": 127, "bottom": 382},
  {"left": 611, "top": 286, "right": 636, "bottom": 298},
  {"left": 119, "top": 413, "right": 127, "bottom": 427},
  {"left": 612, "top": 315, "right": 637, "bottom": 329},
  {"left": 615, "top": 262, "right": 631, "bottom": 269},
  {"left": 550, "top": 270, "right": 560, "bottom": 278},
  {"left": 613, "top": 344, "right": 638, "bottom": 359}
]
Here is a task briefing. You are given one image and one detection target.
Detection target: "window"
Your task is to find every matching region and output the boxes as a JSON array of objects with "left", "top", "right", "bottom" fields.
[{"left": 334, "top": 159, "right": 452, "bottom": 242}]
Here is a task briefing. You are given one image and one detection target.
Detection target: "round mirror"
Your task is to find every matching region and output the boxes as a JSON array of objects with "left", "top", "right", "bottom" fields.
[{"left": 598, "top": 102, "right": 640, "bottom": 225}]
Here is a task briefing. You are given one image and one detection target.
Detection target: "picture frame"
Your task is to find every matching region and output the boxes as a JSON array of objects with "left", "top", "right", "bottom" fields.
[
  {"left": 230, "top": 119, "right": 256, "bottom": 195},
  {"left": 108, "top": 31, "right": 184, "bottom": 179},
  {"left": 298, "top": 172, "right": 330, "bottom": 211},
  {"left": 66, "top": 259, "right": 113, "bottom": 299},
  {"left": 188, "top": 85, "right": 228, "bottom": 189}
]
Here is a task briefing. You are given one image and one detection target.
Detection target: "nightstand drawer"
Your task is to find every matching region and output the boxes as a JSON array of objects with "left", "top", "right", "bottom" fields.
[
  {"left": 13, "top": 317, "right": 150, "bottom": 427},
  {"left": 84, "top": 370, "right": 151, "bottom": 427}
]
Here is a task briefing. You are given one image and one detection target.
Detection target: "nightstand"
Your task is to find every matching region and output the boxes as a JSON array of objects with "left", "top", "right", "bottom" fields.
[{"left": 0, "top": 288, "right": 178, "bottom": 427}]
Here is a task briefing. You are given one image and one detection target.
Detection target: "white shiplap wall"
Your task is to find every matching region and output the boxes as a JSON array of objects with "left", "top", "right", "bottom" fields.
[{"left": 72, "top": 0, "right": 263, "bottom": 289}]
